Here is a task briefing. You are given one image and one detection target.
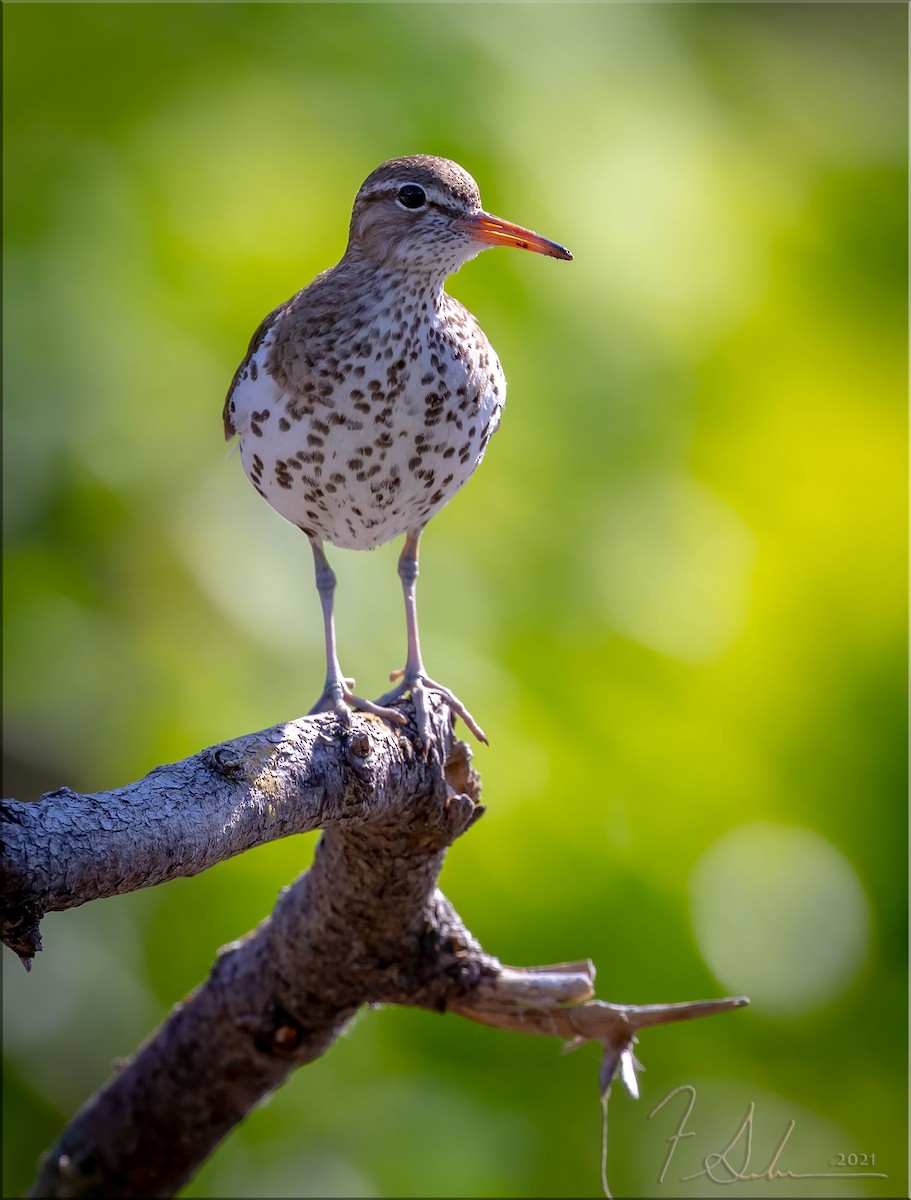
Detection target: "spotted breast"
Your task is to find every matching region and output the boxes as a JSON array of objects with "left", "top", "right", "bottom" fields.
[{"left": 225, "top": 265, "right": 504, "bottom": 552}]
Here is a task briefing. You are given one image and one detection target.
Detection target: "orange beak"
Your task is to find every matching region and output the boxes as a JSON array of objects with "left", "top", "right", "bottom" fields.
[{"left": 460, "top": 211, "right": 572, "bottom": 261}]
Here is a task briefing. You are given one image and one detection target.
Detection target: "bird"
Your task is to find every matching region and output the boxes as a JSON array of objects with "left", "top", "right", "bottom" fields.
[{"left": 223, "top": 154, "right": 571, "bottom": 751}]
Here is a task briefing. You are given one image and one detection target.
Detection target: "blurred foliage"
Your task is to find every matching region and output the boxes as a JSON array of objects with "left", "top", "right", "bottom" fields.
[{"left": 3, "top": 4, "right": 907, "bottom": 1198}]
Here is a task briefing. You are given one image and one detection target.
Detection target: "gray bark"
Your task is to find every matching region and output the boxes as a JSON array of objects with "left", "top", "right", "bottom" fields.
[{"left": 2, "top": 701, "right": 747, "bottom": 1199}]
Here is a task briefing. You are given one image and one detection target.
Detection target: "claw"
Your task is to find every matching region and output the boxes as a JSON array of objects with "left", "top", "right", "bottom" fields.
[
  {"left": 308, "top": 540, "right": 407, "bottom": 732},
  {"left": 309, "top": 685, "right": 407, "bottom": 726},
  {"left": 377, "top": 673, "right": 488, "bottom": 752},
  {"left": 378, "top": 529, "right": 489, "bottom": 753}
]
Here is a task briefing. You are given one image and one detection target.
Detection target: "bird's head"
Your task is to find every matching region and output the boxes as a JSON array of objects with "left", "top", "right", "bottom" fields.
[{"left": 345, "top": 154, "right": 572, "bottom": 278}]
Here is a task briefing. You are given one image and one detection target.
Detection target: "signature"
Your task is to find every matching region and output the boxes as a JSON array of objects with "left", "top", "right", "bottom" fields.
[{"left": 648, "top": 1084, "right": 888, "bottom": 1184}]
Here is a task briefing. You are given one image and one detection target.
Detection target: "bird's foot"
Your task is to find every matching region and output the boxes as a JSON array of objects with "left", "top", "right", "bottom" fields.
[
  {"left": 378, "top": 671, "right": 488, "bottom": 752},
  {"left": 309, "top": 677, "right": 407, "bottom": 728}
]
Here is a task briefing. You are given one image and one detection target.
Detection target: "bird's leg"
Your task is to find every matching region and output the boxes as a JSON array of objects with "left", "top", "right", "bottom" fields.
[
  {"left": 378, "top": 529, "right": 488, "bottom": 748},
  {"left": 308, "top": 540, "right": 406, "bottom": 726}
]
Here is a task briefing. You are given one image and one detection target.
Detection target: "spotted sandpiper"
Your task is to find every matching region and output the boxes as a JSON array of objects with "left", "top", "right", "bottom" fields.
[{"left": 224, "top": 154, "right": 572, "bottom": 749}]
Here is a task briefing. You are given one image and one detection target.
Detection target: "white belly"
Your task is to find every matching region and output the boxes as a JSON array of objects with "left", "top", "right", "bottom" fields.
[{"left": 229, "top": 323, "right": 505, "bottom": 550}]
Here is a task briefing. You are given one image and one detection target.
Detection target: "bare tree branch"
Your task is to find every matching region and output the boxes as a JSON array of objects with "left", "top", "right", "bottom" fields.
[
  {"left": 2, "top": 705, "right": 456, "bottom": 964},
  {"left": 3, "top": 702, "right": 748, "bottom": 1198}
]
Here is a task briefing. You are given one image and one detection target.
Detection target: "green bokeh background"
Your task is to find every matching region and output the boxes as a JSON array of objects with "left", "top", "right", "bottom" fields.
[{"left": 3, "top": 3, "right": 906, "bottom": 1198}]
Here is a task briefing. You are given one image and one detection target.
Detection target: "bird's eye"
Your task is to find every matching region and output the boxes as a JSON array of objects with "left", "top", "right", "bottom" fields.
[{"left": 396, "top": 184, "right": 427, "bottom": 210}]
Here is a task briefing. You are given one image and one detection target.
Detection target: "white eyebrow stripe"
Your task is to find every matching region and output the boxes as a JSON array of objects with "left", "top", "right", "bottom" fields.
[
  {"left": 355, "top": 181, "right": 465, "bottom": 221},
  {"left": 358, "top": 180, "right": 434, "bottom": 203},
  {"left": 357, "top": 181, "right": 408, "bottom": 201}
]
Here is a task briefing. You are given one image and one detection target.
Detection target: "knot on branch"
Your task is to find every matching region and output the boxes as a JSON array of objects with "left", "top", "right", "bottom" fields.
[{"left": 235, "top": 1003, "right": 313, "bottom": 1057}]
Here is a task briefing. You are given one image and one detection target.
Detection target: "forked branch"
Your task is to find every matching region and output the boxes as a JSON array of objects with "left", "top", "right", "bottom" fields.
[{"left": 2, "top": 703, "right": 746, "bottom": 1199}]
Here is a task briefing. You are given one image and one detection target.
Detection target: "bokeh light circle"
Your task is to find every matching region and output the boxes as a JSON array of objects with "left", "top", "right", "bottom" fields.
[{"left": 689, "top": 822, "right": 870, "bottom": 1016}]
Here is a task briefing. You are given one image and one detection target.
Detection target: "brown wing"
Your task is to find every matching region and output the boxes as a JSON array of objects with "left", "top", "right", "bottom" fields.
[
  {"left": 222, "top": 298, "right": 293, "bottom": 440},
  {"left": 222, "top": 268, "right": 339, "bottom": 438}
]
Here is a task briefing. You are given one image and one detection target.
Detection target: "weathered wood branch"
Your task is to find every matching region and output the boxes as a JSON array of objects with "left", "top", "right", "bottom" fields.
[
  {"left": 2, "top": 706, "right": 459, "bottom": 964},
  {"left": 2, "top": 701, "right": 747, "bottom": 1199}
]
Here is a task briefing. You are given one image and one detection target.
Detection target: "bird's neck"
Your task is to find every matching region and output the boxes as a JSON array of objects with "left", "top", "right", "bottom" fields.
[{"left": 338, "top": 246, "right": 447, "bottom": 310}]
